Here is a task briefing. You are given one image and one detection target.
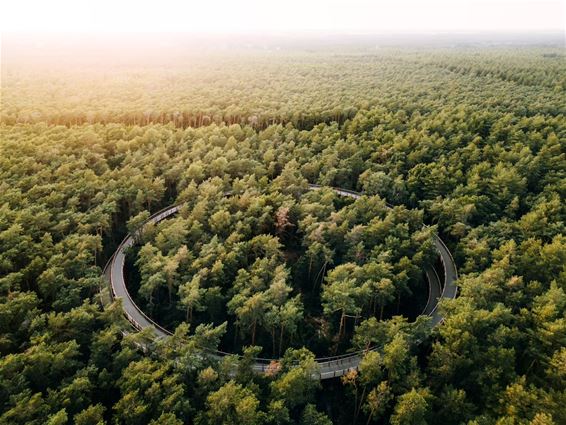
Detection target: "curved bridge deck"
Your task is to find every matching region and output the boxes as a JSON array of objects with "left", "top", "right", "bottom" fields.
[{"left": 102, "top": 184, "right": 458, "bottom": 379}]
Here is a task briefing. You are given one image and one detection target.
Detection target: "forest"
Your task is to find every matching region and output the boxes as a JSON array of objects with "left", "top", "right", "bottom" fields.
[{"left": 1, "top": 41, "right": 565, "bottom": 425}]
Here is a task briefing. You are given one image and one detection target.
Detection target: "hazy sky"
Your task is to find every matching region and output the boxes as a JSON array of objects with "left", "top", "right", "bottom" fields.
[{"left": 1, "top": 0, "right": 564, "bottom": 33}]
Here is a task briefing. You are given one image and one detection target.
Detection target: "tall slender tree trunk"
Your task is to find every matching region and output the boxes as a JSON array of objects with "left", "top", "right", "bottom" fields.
[
  {"left": 313, "top": 261, "right": 328, "bottom": 289},
  {"left": 251, "top": 320, "right": 257, "bottom": 345},
  {"left": 271, "top": 328, "right": 276, "bottom": 356},
  {"left": 338, "top": 312, "right": 345, "bottom": 340},
  {"left": 320, "top": 261, "right": 328, "bottom": 285},
  {"left": 353, "top": 385, "right": 358, "bottom": 421},
  {"left": 355, "top": 386, "right": 367, "bottom": 424},
  {"left": 279, "top": 326, "right": 284, "bottom": 357}
]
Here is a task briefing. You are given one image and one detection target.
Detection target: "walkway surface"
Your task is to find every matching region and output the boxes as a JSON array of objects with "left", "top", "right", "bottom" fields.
[{"left": 102, "top": 185, "right": 458, "bottom": 379}]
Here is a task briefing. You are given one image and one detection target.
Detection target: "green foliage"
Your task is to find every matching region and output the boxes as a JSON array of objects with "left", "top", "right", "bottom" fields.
[
  {"left": 300, "top": 404, "right": 332, "bottom": 425},
  {"left": 271, "top": 349, "right": 321, "bottom": 409},
  {"left": 390, "top": 388, "right": 430, "bottom": 425},
  {"left": 0, "top": 44, "right": 564, "bottom": 425},
  {"left": 202, "top": 381, "right": 265, "bottom": 425}
]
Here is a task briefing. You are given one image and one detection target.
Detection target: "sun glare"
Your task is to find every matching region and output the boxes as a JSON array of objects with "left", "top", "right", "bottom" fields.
[{"left": 1, "top": 0, "right": 564, "bottom": 33}]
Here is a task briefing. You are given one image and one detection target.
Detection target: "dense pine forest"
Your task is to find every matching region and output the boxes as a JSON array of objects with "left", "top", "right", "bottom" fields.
[{"left": 1, "top": 39, "right": 565, "bottom": 425}]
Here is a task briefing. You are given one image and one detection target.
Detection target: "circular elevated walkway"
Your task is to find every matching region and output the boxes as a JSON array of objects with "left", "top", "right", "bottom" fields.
[{"left": 102, "top": 184, "right": 458, "bottom": 379}]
